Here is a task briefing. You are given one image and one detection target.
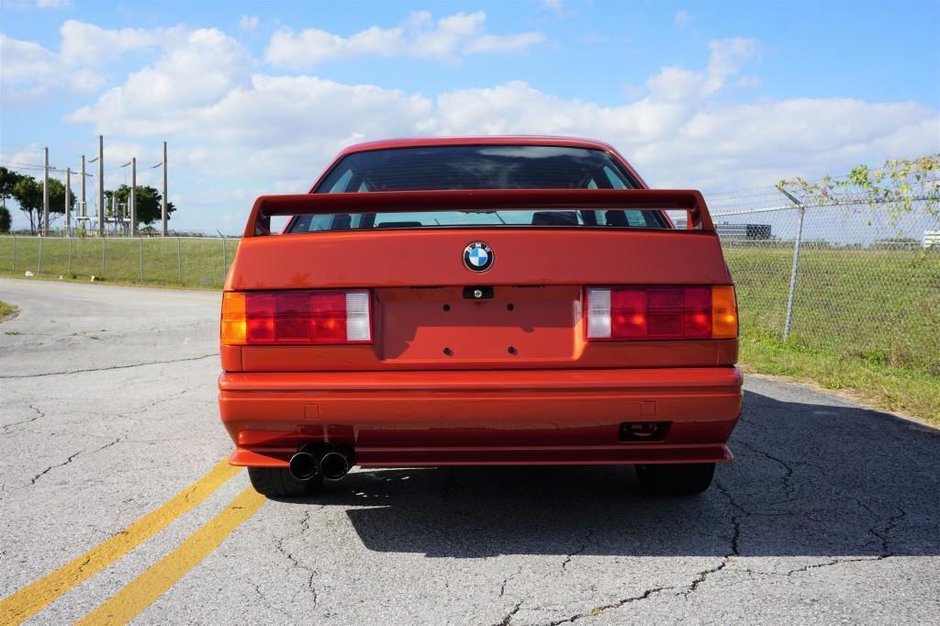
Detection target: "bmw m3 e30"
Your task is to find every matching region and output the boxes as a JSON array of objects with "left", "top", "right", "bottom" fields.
[{"left": 218, "top": 137, "right": 742, "bottom": 498}]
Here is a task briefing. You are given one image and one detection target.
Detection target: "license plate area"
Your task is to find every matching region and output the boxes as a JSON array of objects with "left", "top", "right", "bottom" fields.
[{"left": 378, "top": 286, "right": 582, "bottom": 363}]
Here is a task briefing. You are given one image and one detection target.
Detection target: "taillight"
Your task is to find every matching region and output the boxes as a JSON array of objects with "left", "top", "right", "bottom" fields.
[
  {"left": 586, "top": 286, "right": 737, "bottom": 340},
  {"left": 221, "top": 290, "right": 371, "bottom": 345}
]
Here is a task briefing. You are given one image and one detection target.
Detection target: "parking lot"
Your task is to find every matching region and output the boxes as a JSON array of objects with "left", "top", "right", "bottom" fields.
[{"left": 1, "top": 278, "right": 938, "bottom": 624}]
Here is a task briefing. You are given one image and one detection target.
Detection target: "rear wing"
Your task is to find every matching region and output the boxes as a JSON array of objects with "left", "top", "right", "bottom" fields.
[{"left": 244, "top": 189, "right": 714, "bottom": 237}]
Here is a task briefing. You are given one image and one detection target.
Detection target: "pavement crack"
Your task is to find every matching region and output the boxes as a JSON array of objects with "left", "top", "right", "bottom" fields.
[
  {"left": 27, "top": 436, "right": 123, "bottom": 486},
  {"left": 273, "top": 510, "right": 319, "bottom": 608},
  {"left": 735, "top": 440, "right": 795, "bottom": 502},
  {"left": 1, "top": 403, "right": 45, "bottom": 434},
  {"left": 681, "top": 514, "right": 741, "bottom": 598},
  {"left": 0, "top": 354, "right": 217, "bottom": 379},
  {"left": 493, "top": 600, "right": 523, "bottom": 626},
  {"left": 547, "top": 586, "right": 674, "bottom": 624},
  {"left": 561, "top": 529, "right": 594, "bottom": 571}
]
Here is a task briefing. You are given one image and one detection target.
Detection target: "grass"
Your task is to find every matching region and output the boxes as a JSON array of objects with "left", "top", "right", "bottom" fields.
[
  {"left": 0, "top": 300, "right": 18, "bottom": 322},
  {"left": 0, "top": 235, "right": 236, "bottom": 289},
  {"left": 726, "top": 245, "right": 940, "bottom": 425},
  {"left": 739, "top": 325, "right": 940, "bottom": 426},
  {"left": 1, "top": 235, "right": 937, "bottom": 424}
]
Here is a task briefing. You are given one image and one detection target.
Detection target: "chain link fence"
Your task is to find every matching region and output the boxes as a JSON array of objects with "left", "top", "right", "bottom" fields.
[
  {"left": 705, "top": 187, "right": 940, "bottom": 376},
  {"left": 0, "top": 236, "right": 237, "bottom": 289}
]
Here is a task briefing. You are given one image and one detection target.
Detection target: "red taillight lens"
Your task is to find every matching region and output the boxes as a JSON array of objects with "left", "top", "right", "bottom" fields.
[
  {"left": 221, "top": 290, "right": 371, "bottom": 345},
  {"left": 586, "top": 286, "right": 736, "bottom": 340}
]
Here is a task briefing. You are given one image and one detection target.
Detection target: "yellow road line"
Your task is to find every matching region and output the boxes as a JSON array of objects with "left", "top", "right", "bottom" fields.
[
  {"left": 0, "top": 460, "right": 239, "bottom": 624},
  {"left": 76, "top": 487, "right": 266, "bottom": 625}
]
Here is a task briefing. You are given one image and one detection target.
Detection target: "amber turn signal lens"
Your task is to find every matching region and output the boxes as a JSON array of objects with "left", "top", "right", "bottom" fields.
[
  {"left": 711, "top": 286, "right": 738, "bottom": 339},
  {"left": 221, "top": 291, "right": 247, "bottom": 345}
]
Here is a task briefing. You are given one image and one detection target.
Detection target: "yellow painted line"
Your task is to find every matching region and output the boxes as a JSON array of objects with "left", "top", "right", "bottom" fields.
[
  {"left": 76, "top": 487, "right": 265, "bottom": 625},
  {"left": 0, "top": 460, "right": 239, "bottom": 624}
]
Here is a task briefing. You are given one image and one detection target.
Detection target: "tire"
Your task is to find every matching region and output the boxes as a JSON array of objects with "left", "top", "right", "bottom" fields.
[
  {"left": 635, "top": 463, "right": 715, "bottom": 496},
  {"left": 248, "top": 467, "right": 323, "bottom": 498}
]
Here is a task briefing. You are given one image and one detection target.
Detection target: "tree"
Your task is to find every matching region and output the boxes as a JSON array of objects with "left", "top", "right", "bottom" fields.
[
  {"left": 12, "top": 176, "right": 42, "bottom": 234},
  {"left": 108, "top": 184, "right": 176, "bottom": 227},
  {"left": 8, "top": 175, "right": 74, "bottom": 234},
  {"left": 778, "top": 154, "right": 940, "bottom": 224},
  {"left": 0, "top": 167, "right": 22, "bottom": 208},
  {"left": 0, "top": 206, "right": 10, "bottom": 233}
]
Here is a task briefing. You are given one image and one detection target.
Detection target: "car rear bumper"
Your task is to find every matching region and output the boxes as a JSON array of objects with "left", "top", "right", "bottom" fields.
[{"left": 218, "top": 367, "right": 743, "bottom": 467}]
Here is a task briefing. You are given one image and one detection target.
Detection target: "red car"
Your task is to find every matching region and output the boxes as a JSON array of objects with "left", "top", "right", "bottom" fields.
[{"left": 218, "top": 137, "right": 742, "bottom": 498}]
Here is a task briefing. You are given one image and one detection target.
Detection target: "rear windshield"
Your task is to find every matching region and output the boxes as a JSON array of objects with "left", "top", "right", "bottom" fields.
[{"left": 289, "top": 145, "right": 668, "bottom": 232}]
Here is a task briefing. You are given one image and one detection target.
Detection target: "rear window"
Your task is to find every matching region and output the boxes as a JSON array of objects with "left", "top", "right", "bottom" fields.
[{"left": 289, "top": 145, "right": 668, "bottom": 232}]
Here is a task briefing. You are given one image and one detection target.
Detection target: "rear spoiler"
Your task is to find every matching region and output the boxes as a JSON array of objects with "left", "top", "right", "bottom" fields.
[{"left": 244, "top": 189, "right": 714, "bottom": 237}]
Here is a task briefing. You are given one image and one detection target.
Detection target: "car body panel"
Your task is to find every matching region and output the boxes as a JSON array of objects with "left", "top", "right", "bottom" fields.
[{"left": 219, "top": 367, "right": 741, "bottom": 467}]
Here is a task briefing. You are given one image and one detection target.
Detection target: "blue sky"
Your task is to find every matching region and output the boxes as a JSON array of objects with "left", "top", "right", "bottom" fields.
[{"left": 1, "top": 0, "right": 938, "bottom": 233}]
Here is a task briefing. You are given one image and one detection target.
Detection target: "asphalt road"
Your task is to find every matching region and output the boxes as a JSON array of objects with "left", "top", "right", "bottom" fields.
[{"left": 0, "top": 277, "right": 938, "bottom": 625}]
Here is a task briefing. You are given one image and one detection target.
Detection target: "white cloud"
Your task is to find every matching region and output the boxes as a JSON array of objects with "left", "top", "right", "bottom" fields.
[
  {"left": 7, "top": 27, "right": 933, "bottom": 231},
  {"left": 265, "top": 11, "right": 544, "bottom": 68},
  {"left": 0, "top": 34, "right": 58, "bottom": 83},
  {"left": 239, "top": 15, "right": 259, "bottom": 30},
  {"left": 36, "top": 0, "right": 71, "bottom": 8},
  {"left": 69, "top": 28, "right": 253, "bottom": 135},
  {"left": 0, "top": 20, "right": 180, "bottom": 106},
  {"left": 58, "top": 20, "right": 179, "bottom": 66},
  {"left": 675, "top": 10, "right": 691, "bottom": 27}
]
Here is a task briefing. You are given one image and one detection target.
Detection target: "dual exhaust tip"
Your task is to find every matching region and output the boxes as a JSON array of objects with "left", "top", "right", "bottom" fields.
[{"left": 289, "top": 445, "right": 352, "bottom": 482}]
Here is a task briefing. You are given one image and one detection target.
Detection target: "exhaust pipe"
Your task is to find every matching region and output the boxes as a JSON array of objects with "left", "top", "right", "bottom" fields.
[
  {"left": 319, "top": 449, "right": 351, "bottom": 480},
  {"left": 288, "top": 449, "right": 319, "bottom": 481}
]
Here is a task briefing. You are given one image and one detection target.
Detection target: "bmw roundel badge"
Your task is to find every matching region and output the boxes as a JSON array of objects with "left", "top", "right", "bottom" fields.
[{"left": 463, "top": 242, "right": 494, "bottom": 272}]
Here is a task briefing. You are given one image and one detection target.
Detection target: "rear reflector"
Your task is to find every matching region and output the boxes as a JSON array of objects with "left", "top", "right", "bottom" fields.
[
  {"left": 586, "top": 286, "right": 737, "bottom": 340},
  {"left": 221, "top": 290, "right": 372, "bottom": 345}
]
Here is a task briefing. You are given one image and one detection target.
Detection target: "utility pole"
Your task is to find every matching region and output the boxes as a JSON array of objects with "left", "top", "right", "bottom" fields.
[
  {"left": 65, "top": 168, "right": 71, "bottom": 235},
  {"left": 97, "top": 135, "right": 104, "bottom": 237},
  {"left": 130, "top": 157, "right": 137, "bottom": 236},
  {"left": 42, "top": 147, "right": 49, "bottom": 236},
  {"left": 80, "top": 155, "right": 87, "bottom": 220},
  {"left": 161, "top": 141, "right": 168, "bottom": 237}
]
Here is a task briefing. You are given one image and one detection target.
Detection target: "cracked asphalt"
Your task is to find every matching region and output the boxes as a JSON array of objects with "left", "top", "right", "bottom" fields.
[{"left": 1, "top": 277, "right": 938, "bottom": 624}]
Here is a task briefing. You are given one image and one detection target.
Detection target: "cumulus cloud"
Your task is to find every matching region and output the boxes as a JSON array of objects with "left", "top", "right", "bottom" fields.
[
  {"left": 239, "top": 15, "right": 259, "bottom": 30},
  {"left": 69, "top": 28, "right": 253, "bottom": 135},
  {"left": 265, "top": 10, "right": 544, "bottom": 68},
  {"left": 0, "top": 19, "right": 927, "bottom": 231},
  {"left": 0, "top": 20, "right": 179, "bottom": 106}
]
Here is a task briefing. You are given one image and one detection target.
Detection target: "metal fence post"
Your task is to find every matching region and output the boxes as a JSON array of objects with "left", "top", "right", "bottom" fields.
[
  {"left": 37, "top": 236, "right": 43, "bottom": 275},
  {"left": 101, "top": 236, "right": 106, "bottom": 278},
  {"left": 11, "top": 235, "right": 16, "bottom": 274},
  {"left": 221, "top": 236, "right": 227, "bottom": 285},
  {"left": 139, "top": 237, "right": 144, "bottom": 282},
  {"left": 67, "top": 237, "right": 73, "bottom": 275},
  {"left": 778, "top": 187, "right": 806, "bottom": 341},
  {"left": 177, "top": 237, "right": 183, "bottom": 284}
]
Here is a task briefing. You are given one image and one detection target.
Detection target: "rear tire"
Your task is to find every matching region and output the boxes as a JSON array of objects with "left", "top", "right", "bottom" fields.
[
  {"left": 635, "top": 463, "right": 715, "bottom": 496},
  {"left": 248, "top": 467, "right": 323, "bottom": 498}
]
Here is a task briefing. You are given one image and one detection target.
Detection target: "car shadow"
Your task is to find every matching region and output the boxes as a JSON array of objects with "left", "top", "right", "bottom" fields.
[{"left": 283, "top": 389, "right": 939, "bottom": 558}]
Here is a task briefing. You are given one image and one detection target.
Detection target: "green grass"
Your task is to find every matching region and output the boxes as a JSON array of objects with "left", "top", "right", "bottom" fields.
[
  {"left": 0, "top": 299, "right": 18, "bottom": 322},
  {"left": 1, "top": 235, "right": 937, "bottom": 423},
  {"left": 0, "top": 236, "right": 236, "bottom": 289},
  {"left": 739, "top": 326, "right": 940, "bottom": 425}
]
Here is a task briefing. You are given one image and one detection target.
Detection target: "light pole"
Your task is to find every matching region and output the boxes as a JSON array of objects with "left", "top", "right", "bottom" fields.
[
  {"left": 150, "top": 141, "right": 169, "bottom": 236},
  {"left": 42, "top": 147, "right": 49, "bottom": 236},
  {"left": 120, "top": 158, "right": 137, "bottom": 236}
]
